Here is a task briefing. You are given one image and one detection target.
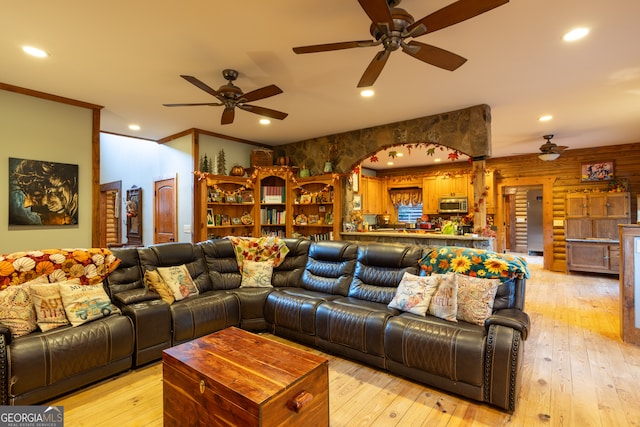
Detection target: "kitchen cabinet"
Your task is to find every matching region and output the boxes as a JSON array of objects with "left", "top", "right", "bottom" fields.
[
  {"left": 565, "top": 192, "right": 630, "bottom": 274},
  {"left": 361, "top": 176, "right": 386, "bottom": 215},
  {"left": 422, "top": 176, "right": 439, "bottom": 214},
  {"left": 437, "top": 174, "right": 468, "bottom": 197}
]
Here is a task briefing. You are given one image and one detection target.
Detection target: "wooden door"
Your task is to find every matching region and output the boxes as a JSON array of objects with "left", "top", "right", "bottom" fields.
[
  {"left": 154, "top": 177, "right": 177, "bottom": 243},
  {"left": 99, "top": 181, "right": 122, "bottom": 247}
]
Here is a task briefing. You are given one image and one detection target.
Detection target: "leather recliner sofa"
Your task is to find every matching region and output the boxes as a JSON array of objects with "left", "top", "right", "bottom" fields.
[{"left": 0, "top": 238, "right": 529, "bottom": 412}]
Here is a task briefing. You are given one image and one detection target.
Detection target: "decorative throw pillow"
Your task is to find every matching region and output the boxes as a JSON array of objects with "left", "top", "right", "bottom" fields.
[
  {"left": 0, "top": 284, "right": 37, "bottom": 337},
  {"left": 428, "top": 273, "right": 458, "bottom": 322},
  {"left": 29, "top": 278, "right": 79, "bottom": 331},
  {"left": 59, "top": 281, "right": 114, "bottom": 327},
  {"left": 455, "top": 274, "right": 501, "bottom": 326},
  {"left": 388, "top": 272, "right": 440, "bottom": 316},
  {"left": 240, "top": 260, "right": 274, "bottom": 288},
  {"left": 144, "top": 270, "right": 175, "bottom": 304},
  {"left": 157, "top": 265, "right": 199, "bottom": 301}
]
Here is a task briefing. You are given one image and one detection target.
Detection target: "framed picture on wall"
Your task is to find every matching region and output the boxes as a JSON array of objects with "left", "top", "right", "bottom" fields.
[
  {"left": 8, "top": 157, "right": 79, "bottom": 226},
  {"left": 581, "top": 161, "right": 614, "bottom": 181},
  {"left": 353, "top": 194, "right": 362, "bottom": 211}
]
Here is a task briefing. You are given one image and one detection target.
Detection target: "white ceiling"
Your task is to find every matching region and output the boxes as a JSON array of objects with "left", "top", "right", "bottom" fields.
[{"left": 2, "top": 1, "right": 640, "bottom": 170}]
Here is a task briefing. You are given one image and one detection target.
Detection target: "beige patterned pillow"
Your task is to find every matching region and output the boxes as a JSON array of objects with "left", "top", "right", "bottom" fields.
[
  {"left": 428, "top": 273, "right": 458, "bottom": 322},
  {"left": 59, "top": 282, "right": 113, "bottom": 326},
  {"left": 0, "top": 284, "right": 37, "bottom": 337},
  {"left": 240, "top": 260, "right": 274, "bottom": 288},
  {"left": 388, "top": 273, "right": 440, "bottom": 316},
  {"left": 455, "top": 274, "right": 501, "bottom": 326},
  {"left": 157, "top": 265, "right": 199, "bottom": 301},
  {"left": 144, "top": 270, "right": 175, "bottom": 304},
  {"left": 29, "top": 278, "right": 79, "bottom": 331}
]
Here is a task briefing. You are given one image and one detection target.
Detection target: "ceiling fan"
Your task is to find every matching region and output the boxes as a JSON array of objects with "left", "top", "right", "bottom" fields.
[
  {"left": 292, "top": 0, "right": 509, "bottom": 87},
  {"left": 163, "top": 69, "right": 288, "bottom": 125},
  {"left": 538, "top": 134, "right": 568, "bottom": 161}
]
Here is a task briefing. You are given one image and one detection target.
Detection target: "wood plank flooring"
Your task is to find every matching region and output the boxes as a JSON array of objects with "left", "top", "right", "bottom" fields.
[{"left": 48, "top": 257, "right": 640, "bottom": 426}]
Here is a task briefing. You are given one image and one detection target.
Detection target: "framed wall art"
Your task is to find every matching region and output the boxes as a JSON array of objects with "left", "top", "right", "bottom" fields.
[
  {"left": 9, "top": 157, "right": 79, "bottom": 226},
  {"left": 581, "top": 161, "right": 614, "bottom": 182}
]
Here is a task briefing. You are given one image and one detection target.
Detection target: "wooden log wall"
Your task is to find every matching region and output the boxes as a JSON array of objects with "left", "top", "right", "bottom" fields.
[{"left": 377, "top": 142, "right": 640, "bottom": 271}]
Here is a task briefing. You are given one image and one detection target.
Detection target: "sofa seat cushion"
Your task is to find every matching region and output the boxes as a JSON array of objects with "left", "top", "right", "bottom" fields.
[
  {"left": 8, "top": 314, "right": 134, "bottom": 401},
  {"left": 384, "top": 313, "right": 486, "bottom": 387},
  {"left": 264, "top": 289, "right": 338, "bottom": 336},
  {"left": 315, "top": 297, "right": 399, "bottom": 357},
  {"left": 169, "top": 291, "right": 240, "bottom": 345}
]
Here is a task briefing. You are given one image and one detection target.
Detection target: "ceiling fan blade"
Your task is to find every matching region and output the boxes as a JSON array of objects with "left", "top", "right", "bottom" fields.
[
  {"left": 221, "top": 108, "right": 235, "bottom": 125},
  {"left": 239, "top": 104, "right": 288, "bottom": 120},
  {"left": 357, "top": 50, "right": 390, "bottom": 88},
  {"left": 402, "top": 41, "right": 467, "bottom": 71},
  {"left": 241, "top": 84, "right": 283, "bottom": 103},
  {"left": 408, "top": 0, "right": 509, "bottom": 35},
  {"left": 162, "top": 102, "right": 222, "bottom": 107},
  {"left": 358, "top": 0, "right": 395, "bottom": 30},
  {"left": 180, "top": 75, "right": 221, "bottom": 98},
  {"left": 293, "top": 40, "right": 376, "bottom": 54}
]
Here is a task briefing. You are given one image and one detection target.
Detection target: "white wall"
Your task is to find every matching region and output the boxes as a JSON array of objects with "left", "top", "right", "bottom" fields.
[
  {"left": 100, "top": 131, "right": 258, "bottom": 245},
  {"left": 0, "top": 90, "right": 94, "bottom": 253}
]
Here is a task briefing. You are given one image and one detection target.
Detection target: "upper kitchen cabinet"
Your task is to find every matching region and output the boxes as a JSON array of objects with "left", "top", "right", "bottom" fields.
[
  {"left": 361, "top": 175, "right": 387, "bottom": 215},
  {"left": 566, "top": 192, "right": 629, "bottom": 219},
  {"left": 422, "top": 176, "right": 439, "bottom": 214},
  {"left": 437, "top": 174, "right": 469, "bottom": 197}
]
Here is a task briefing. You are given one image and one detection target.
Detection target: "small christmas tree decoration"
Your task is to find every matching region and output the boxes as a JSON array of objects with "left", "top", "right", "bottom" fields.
[{"left": 217, "top": 149, "right": 226, "bottom": 175}]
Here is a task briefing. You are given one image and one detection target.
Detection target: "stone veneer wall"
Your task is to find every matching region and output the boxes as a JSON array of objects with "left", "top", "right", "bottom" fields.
[{"left": 278, "top": 104, "right": 491, "bottom": 175}]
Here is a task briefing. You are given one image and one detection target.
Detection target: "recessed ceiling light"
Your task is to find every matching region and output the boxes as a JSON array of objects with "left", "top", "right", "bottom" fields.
[
  {"left": 259, "top": 118, "right": 271, "bottom": 125},
  {"left": 563, "top": 27, "right": 589, "bottom": 42},
  {"left": 387, "top": 161, "right": 394, "bottom": 166},
  {"left": 360, "top": 89, "right": 374, "bottom": 97},
  {"left": 396, "top": 152, "right": 403, "bottom": 157},
  {"left": 128, "top": 124, "right": 141, "bottom": 131},
  {"left": 538, "top": 115, "right": 553, "bottom": 122},
  {"left": 22, "top": 46, "right": 48, "bottom": 58},
  {"left": 434, "top": 158, "right": 441, "bottom": 163}
]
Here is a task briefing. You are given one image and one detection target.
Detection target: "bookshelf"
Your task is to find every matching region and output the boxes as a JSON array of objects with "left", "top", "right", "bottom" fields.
[
  {"left": 291, "top": 175, "right": 342, "bottom": 241},
  {"left": 257, "top": 168, "right": 290, "bottom": 238}
]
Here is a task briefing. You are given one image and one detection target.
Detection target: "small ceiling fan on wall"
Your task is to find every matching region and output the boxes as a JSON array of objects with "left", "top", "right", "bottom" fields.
[
  {"left": 292, "top": 0, "right": 509, "bottom": 87},
  {"left": 163, "top": 69, "right": 288, "bottom": 125},
  {"left": 538, "top": 134, "right": 568, "bottom": 161}
]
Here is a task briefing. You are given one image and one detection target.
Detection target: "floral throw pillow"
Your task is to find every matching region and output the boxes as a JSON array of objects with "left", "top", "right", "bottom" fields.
[
  {"left": 388, "top": 272, "right": 440, "bottom": 316},
  {"left": 240, "top": 260, "right": 274, "bottom": 288},
  {"left": 157, "top": 265, "right": 199, "bottom": 301},
  {"left": 229, "top": 236, "right": 289, "bottom": 273},
  {"left": 428, "top": 273, "right": 458, "bottom": 322},
  {"left": 0, "top": 284, "right": 37, "bottom": 337},
  {"left": 455, "top": 274, "right": 501, "bottom": 326}
]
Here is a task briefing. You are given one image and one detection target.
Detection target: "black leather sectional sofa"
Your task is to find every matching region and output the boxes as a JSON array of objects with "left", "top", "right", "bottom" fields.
[{"left": 0, "top": 238, "right": 529, "bottom": 412}]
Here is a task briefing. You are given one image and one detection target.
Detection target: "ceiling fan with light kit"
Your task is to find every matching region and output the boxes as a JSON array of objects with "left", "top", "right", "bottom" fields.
[
  {"left": 163, "top": 69, "right": 288, "bottom": 125},
  {"left": 537, "top": 134, "right": 568, "bottom": 161},
  {"left": 292, "top": 0, "right": 509, "bottom": 87}
]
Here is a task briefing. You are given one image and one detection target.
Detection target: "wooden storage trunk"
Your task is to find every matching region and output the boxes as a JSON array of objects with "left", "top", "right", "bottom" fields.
[
  {"left": 251, "top": 149, "right": 274, "bottom": 167},
  {"left": 163, "top": 327, "right": 329, "bottom": 427}
]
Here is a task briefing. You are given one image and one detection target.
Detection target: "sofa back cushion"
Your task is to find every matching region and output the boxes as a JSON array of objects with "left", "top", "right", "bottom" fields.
[
  {"left": 138, "top": 243, "right": 212, "bottom": 293},
  {"left": 348, "top": 243, "right": 422, "bottom": 304},
  {"left": 272, "top": 239, "right": 310, "bottom": 288},
  {"left": 302, "top": 241, "right": 357, "bottom": 296},
  {"left": 198, "top": 239, "right": 242, "bottom": 290},
  {"left": 106, "top": 247, "right": 143, "bottom": 297}
]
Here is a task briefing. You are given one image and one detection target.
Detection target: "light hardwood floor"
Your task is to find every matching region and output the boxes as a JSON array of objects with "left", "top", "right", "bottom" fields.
[{"left": 48, "top": 257, "right": 640, "bottom": 426}]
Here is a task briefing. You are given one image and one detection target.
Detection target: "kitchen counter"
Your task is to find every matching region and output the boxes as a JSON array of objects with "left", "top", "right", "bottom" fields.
[{"left": 340, "top": 231, "right": 494, "bottom": 250}]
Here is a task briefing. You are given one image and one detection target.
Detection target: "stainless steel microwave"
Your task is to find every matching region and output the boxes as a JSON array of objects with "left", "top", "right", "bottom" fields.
[{"left": 438, "top": 197, "right": 468, "bottom": 213}]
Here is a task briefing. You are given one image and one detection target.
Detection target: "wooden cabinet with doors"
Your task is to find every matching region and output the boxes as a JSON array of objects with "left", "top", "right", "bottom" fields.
[
  {"left": 291, "top": 175, "right": 341, "bottom": 241},
  {"left": 361, "top": 175, "right": 386, "bottom": 215},
  {"left": 421, "top": 176, "right": 439, "bottom": 214},
  {"left": 437, "top": 174, "right": 469, "bottom": 197},
  {"left": 195, "top": 174, "right": 255, "bottom": 242},
  {"left": 565, "top": 192, "right": 630, "bottom": 274}
]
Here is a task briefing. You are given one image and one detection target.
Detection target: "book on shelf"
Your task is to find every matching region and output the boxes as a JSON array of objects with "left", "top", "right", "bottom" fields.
[
  {"left": 260, "top": 208, "right": 286, "bottom": 225},
  {"left": 261, "top": 186, "right": 285, "bottom": 203}
]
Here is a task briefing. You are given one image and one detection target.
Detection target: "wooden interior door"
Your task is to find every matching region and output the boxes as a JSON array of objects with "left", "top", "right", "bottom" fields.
[
  {"left": 99, "top": 181, "right": 122, "bottom": 247},
  {"left": 154, "top": 177, "right": 177, "bottom": 243}
]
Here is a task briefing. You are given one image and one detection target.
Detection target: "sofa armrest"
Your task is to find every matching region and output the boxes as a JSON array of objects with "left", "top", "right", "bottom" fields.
[
  {"left": 0, "top": 333, "right": 8, "bottom": 404},
  {"left": 0, "top": 326, "right": 12, "bottom": 347},
  {"left": 114, "top": 288, "right": 161, "bottom": 306},
  {"left": 485, "top": 309, "right": 530, "bottom": 340}
]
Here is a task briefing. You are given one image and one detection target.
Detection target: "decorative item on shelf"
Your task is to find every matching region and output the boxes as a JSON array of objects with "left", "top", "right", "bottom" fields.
[
  {"left": 276, "top": 154, "right": 291, "bottom": 166},
  {"left": 607, "top": 178, "right": 628, "bottom": 192},
  {"left": 230, "top": 165, "right": 245, "bottom": 176},
  {"left": 300, "top": 194, "right": 312, "bottom": 204},
  {"left": 295, "top": 213, "right": 308, "bottom": 225},
  {"left": 299, "top": 165, "right": 310, "bottom": 178},
  {"left": 241, "top": 212, "right": 253, "bottom": 225},
  {"left": 216, "top": 149, "right": 226, "bottom": 175},
  {"left": 231, "top": 217, "right": 242, "bottom": 225}
]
